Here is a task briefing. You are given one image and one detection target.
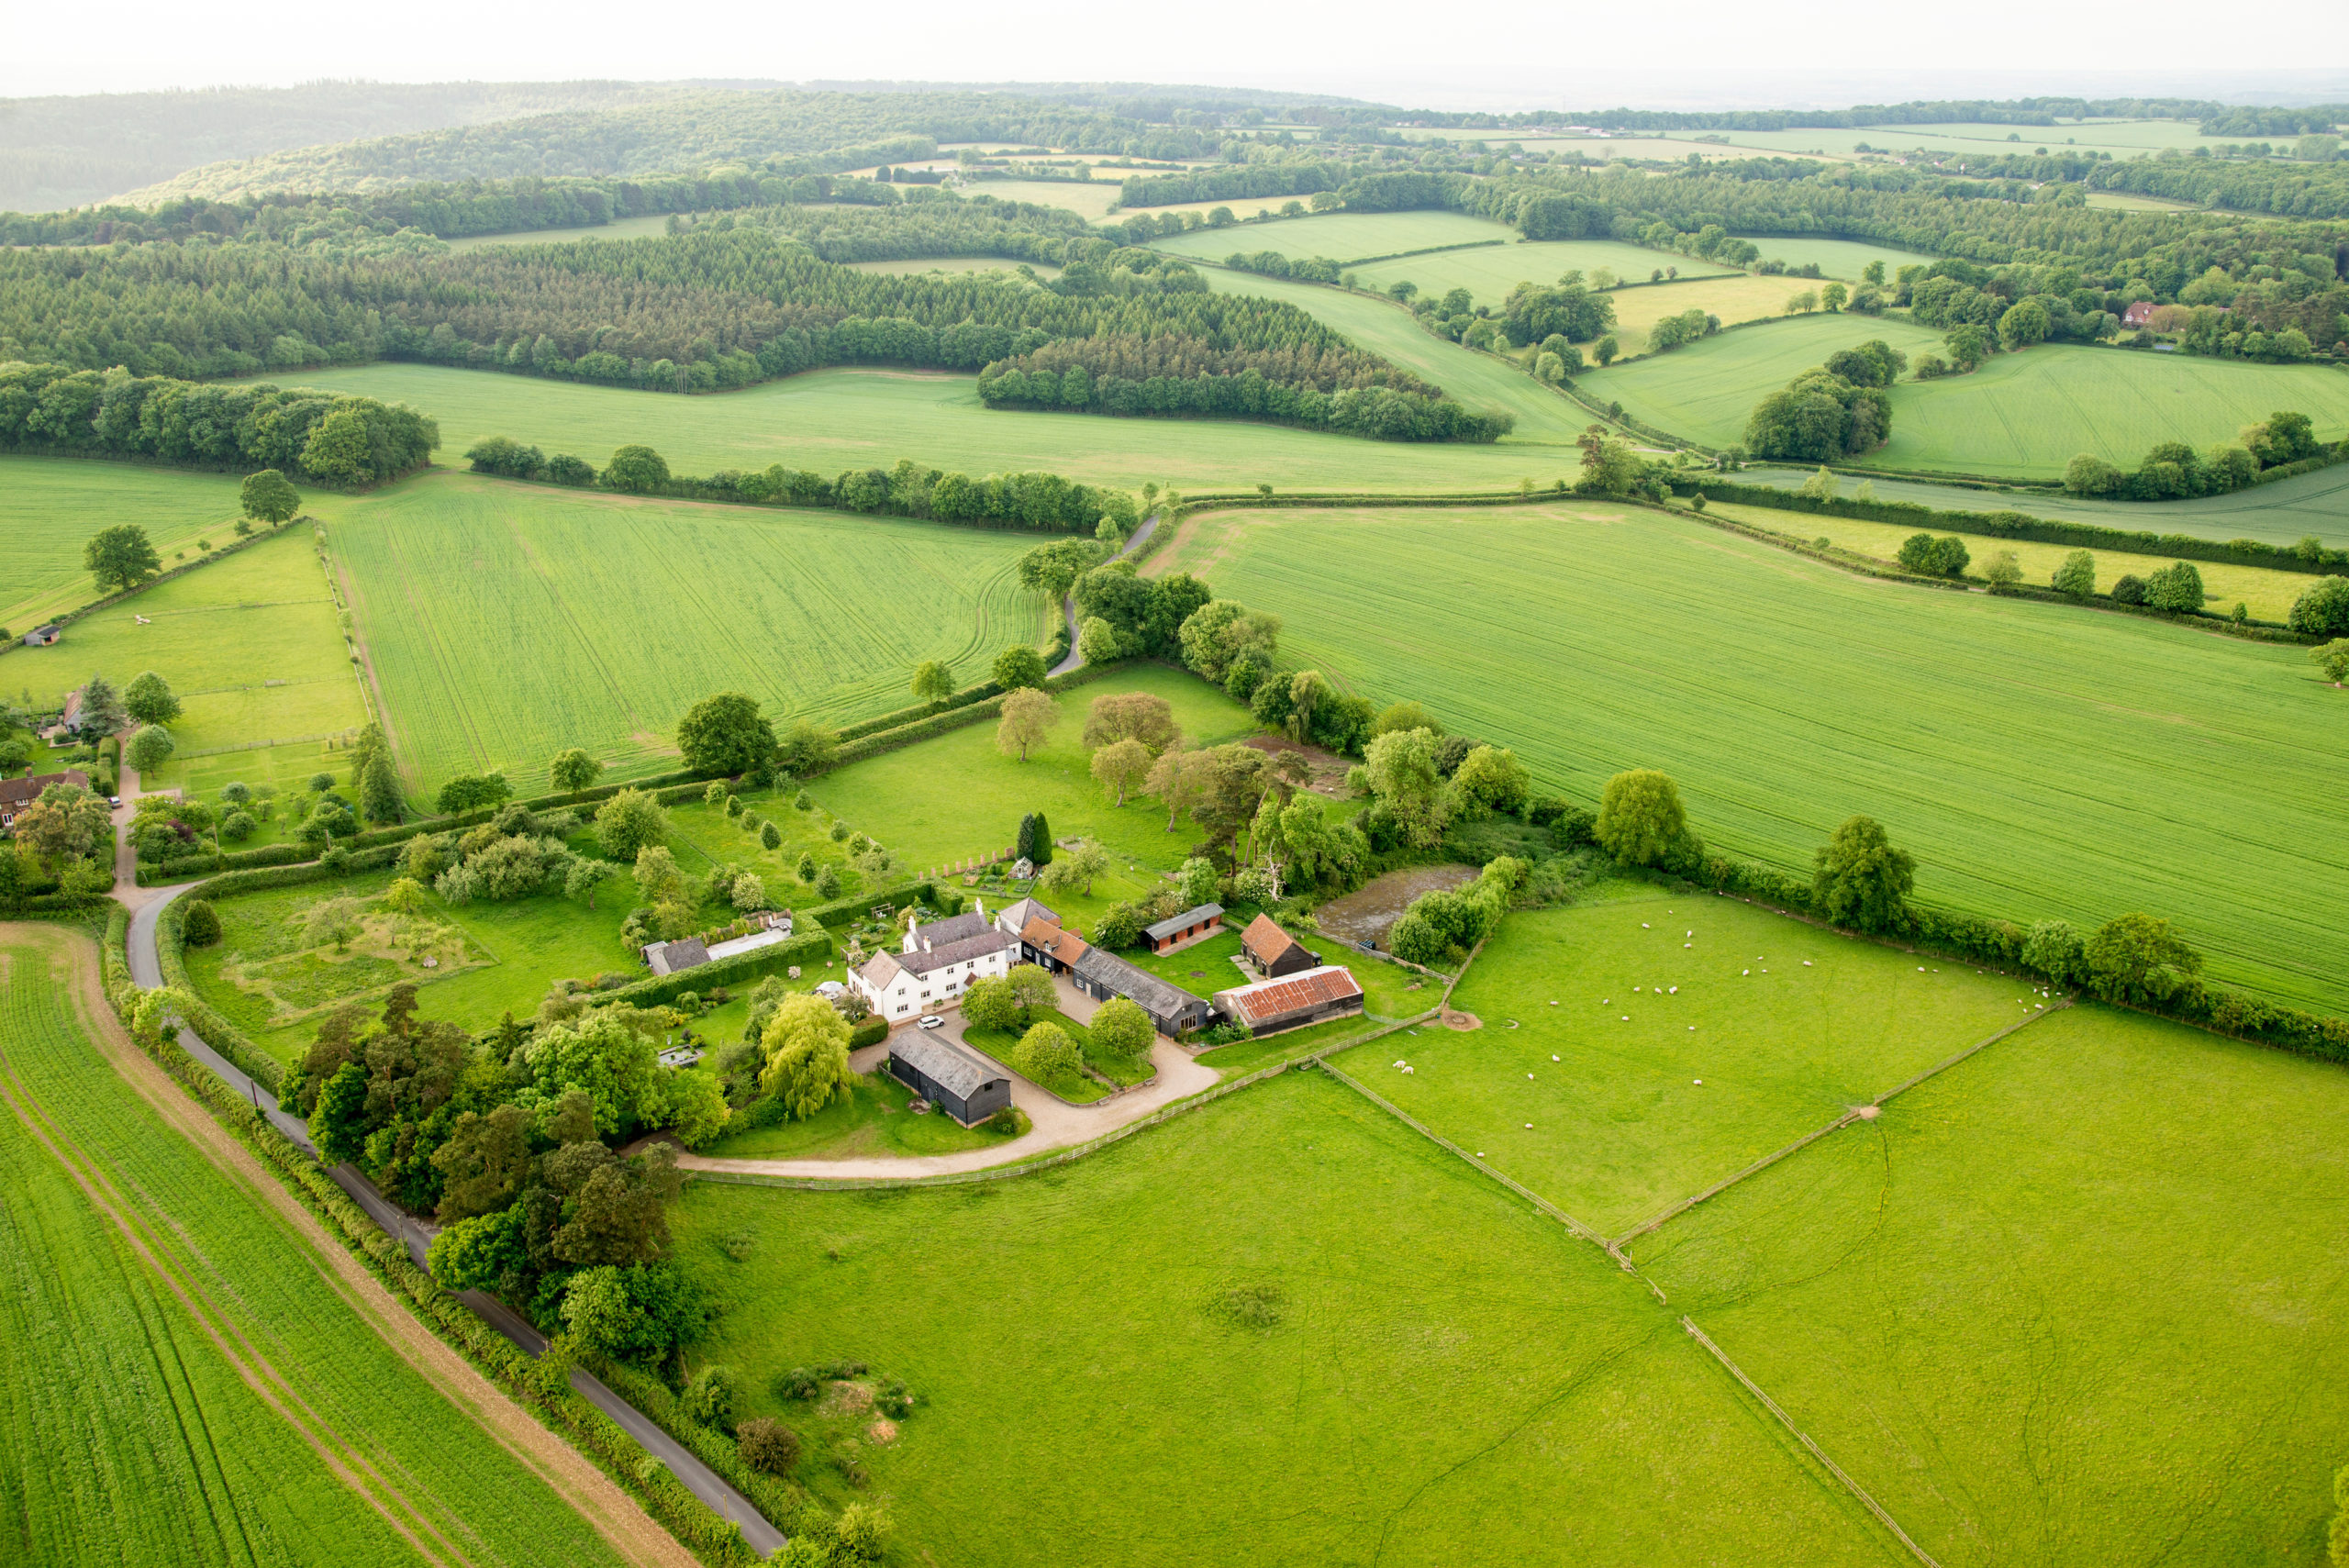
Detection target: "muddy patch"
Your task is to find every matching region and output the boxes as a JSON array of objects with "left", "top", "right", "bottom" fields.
[
  {"left": 1314, "top": 864, "right": 1479, "bottom": 950},
  {"left": 1241, "top": 735, "right": 1352, "bottom": 797}
]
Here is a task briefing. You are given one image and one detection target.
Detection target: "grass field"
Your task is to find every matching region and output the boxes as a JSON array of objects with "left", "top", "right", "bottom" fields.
[
  {"left": 2084, "top": 188, "right": 2204, "bottom": 211},
  {"left": 1710, "top": 118, "right": 2236, "bottom": 161},
  {"left": 442, "top": 212, "right": 682, "bottom": 250},
  {"left": 1341, "top": 239, "right": 1737, "bottom": 304},
  {"left": 1738, "top": 462, "right": 2349, "bottom": 550},
  {"left": 1571, "top": 313, "right": 1947, "bottom": 448},
  {"left": 1149, "top": 209, "right": 1522, "bottom": 265},
  {"left": 0, "top": 928, "right": 637, "bottom": 1568},
  {"left": 1602, "top": 273, "right": 1842, "bottom": 354},
  {"left": 1147, "top": 500, "right": 2349, "bottom": 1014},
  {"left": 1866, "top": 344, "right": 2349, "bottom": 478},
  {"left": 1344, "top": 890, "right": 2040, "bottom": 1235},
  {"left": 6, "top": 523, "right": 368, "bottom": 798},
  {"left": 251, "top": 364, "right": 1575, "bottom": 492},
  {"left": 1702, "top": 499, "right": 2322, "bottom": 620},
  {"left": 956, "top": 179, "right": 1124, "bottom": 218},
  {"left": 0, "top": 459, "right": 250, "bottom": 634},
  {"left": 696, "top": 1065, "right": 1014, "bottom": 1159},
  {"left": 676, "top": 1069, "right": 1909, "bottom": 1567},
  {"left": 1631, "top": 1001, "right": 2349, "bottom": 1565},
  {"left": 321, "top": 470, "right": 1047, "bottom": 796}
]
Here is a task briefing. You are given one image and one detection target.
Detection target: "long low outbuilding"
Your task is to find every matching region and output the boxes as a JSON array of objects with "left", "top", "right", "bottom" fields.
[
  {"left": 1213, "top": 965, "right": 1365, "bottom": 1038},
  {"left": 1068, "top": 946, "right": 1214, "bottom": 1039},
  {"left": 887, "top": 1032, "right": 1012, "bottom": 1126}
]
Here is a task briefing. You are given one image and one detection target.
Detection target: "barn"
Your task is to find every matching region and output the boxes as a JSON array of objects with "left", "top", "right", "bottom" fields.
[
  {"left": 1214, "top": 965, "right": 1365, "bottom": 1038},
  {"left": 1068, "top": 947, "right": 1213, "bottom": 1039},
  {"left": 1240, "top": 913, "right": 1321, "bottom": 979},
  {"left": 1143, "top": 903, "right": 1224, "bottom": 954},
  {"left": 888, "top": 1033, "right": 1012, "bottom": 1126}
]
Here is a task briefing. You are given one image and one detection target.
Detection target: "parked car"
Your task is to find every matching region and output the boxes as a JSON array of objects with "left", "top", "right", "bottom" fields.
[{"left": 917, "top": 1015, "right": 945, "bottom": 1029}]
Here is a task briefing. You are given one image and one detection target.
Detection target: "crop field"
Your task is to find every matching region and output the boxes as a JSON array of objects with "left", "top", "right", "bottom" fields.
[
  {"left": 1345, "top": 891, "right": 2041, "bottom": 1236},
  {"left": 1867, "top": 344, "right": 2349, "bottom": 478},
  {"left": 1703, "top": 499, "right": 2322, "bottom": 620},
  {"left": 957, "top": 178, "right": 1123, "bottom": 218},
  {"left": 1148, "top": 209, "right": 1520, "bottom": 264},
  {"left": 322, "top": 470, "right": 1047, "bottom": 796},
  {"left": 1737, "top": 462, "right": 2349, "bottom": 550},
  {"left": 6, "top": 524, "right": 368, "bottom": 797},
  {"left": 253, "top": 364, "right": 1570, "bottom": 492},
  {"left": 1631, "top": 1001, "right": 2349, "bottom": 1565},
  {"left": 1147, "top": 500, "right": 2349, "bottom": 1013},
  {"left": 1601, "top": 273, "right": 1842, "bottom": 354},
  {"left": 1342, "top": 239, "right": 1738, "bottom": 304},
  {"left": 0, "top": 927, "right": 638, "bottom": 1568},
  {"left": 677, "top": 1069, "right": 1910, "bottom": 1568},
  {"left": 0, "top": 458, "right": 250, "bottom": 634},
  {"left": 1570, "top": 313, "right": 1947, "bottom": 449}
]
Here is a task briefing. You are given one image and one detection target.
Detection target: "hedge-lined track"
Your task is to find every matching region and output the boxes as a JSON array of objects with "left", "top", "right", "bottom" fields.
[
  {"left": 1149, "top": 501, "right": 2349, "bottom": 1014},
  {"left": 0, "top": 928, "right": 641, "bottom": 1568},
  {"left": 324, "top": 470, "right": 1046, "bottom": 795}
]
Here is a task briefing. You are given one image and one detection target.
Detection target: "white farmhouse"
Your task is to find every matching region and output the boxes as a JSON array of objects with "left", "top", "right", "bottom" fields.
[{"left": 848, "top": 900, "right": 1017, "bottom": 1021}]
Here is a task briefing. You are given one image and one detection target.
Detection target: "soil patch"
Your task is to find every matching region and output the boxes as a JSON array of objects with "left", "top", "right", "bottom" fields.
[
  {"left": 1241, "top": 735, "right": 1352, "bottom": 797},
  {"left": 1313, "top": 864, "right": 1479, "bottom": 950},
  {"left": 1442, "top": 1010, "right": 1482, "bottom": 1031}
]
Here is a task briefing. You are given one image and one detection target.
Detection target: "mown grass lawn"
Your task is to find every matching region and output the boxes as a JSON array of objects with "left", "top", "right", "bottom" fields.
[
  {"left": 1341, "top": 890, "right": 2034, "bottom": 1236},
  {"left": 960, "top": 1007, "right": 1111, "bottom": 1102},
  {"left": 1148, "top": 499, "right": 2349, "bottom": 1016},
  {"left": 1631, "top": 1001, "right": 2349, "bottom": 1567},
  {"left": 696, "top": 1065, "right": 1021, "bottom": 1160},
  {"left": 676, "top": 1069, "right": 1909, "bottom": 1568}
]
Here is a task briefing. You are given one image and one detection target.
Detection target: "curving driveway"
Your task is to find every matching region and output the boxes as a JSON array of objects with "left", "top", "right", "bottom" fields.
[
  {"left": 1047, "top": 509, "right": 1159, "bottom": 678},
  {"left": 119, "top": 882, "right": 785, "bottom": 1556}
]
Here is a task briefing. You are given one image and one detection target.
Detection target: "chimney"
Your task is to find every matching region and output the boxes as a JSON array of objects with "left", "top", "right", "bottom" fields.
[{"left": 975, "top": 895, "right": 986, "bottom": 926}]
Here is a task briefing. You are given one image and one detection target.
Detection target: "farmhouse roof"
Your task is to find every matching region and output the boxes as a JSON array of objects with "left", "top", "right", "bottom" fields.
[
  {"left": 1071, "top": 947, "right": 1204, "bottom": 1020},
  {"left": 1022, "top": 917, "right": 1090, "bottom": 967},
  {"left": 856, "top": 951, "right": 906, "bottom": 989},
  {"left": 908, "top": 908, "right": 993, "bottom": 948},
  {"left": 1144, "top": 903, "right": 1224, "bottom": 942},
  {"left": 0, "top": 770, "right": 90, "bottom": 810},
  {"left": 897, "top": 928, "right": 1015, "bottom": 977},
  {"left": 996, "top": 896, "right": 1059, "bottom": 935},
  {"left": 1215, "top": 965, "right": 1364, "bottom": 1026},
  {"left": 1241, "top": 913, "right": 1305, "bottom": 962},
  {"left": 890, "top": 1034, "right": 1006, "bottom": 1101}
]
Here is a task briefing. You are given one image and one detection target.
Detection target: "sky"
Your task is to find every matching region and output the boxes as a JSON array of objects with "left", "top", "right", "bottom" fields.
[{"left": 7, "top": 0, "right": 2348, "bottom": 104}]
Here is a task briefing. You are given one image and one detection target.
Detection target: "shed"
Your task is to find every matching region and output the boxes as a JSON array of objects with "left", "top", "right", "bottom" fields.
[
  {"left": 23, "top": 625, "right": 61, "bottom": 647},
  {"left": 1214, "top": 965, "right": 1364, "bottom": 1037},
  {"left": 1069, "top": 947, "right": 1213, "bottom": 1038},
  {"left": 1240, "top": 913, "right": 1320, "bottom": 979},
  {"left": 889, "top": 1033, "right": 1012, "bottom": 1126},
  {"left": 641, "top": 937, "right": 710, "bottom": 976},
  {"left": 1143, "top": 903, "right": 1225, "bottom": 954}
]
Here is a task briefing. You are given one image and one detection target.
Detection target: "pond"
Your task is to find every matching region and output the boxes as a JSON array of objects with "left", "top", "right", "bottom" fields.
[{"left": 1311, "top": 864, "right": 1477, "bottom": 951}]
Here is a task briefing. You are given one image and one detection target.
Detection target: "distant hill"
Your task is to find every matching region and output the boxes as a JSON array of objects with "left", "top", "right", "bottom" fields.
[{"left": 0, "top": 79, "right": 727, "bottom": 210}]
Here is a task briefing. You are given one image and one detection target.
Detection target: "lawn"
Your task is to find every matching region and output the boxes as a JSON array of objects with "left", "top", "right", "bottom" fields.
[
  {"left": 0, "top": 927, "right": 636, "bottom": 1568},
  {"left": 961, "top": 1006, "right": 1114, "bottom": 1100},
  {"left": 319, "top": 469, "right": 1048, "bottom": 797},
  {"left": 806, "top": 663, "right": 1259, "bottom": 878},
  {"left": 1866, "top": 343, "right": 2349, "bottom": 478},
  {"left": 1148, "top": 209, "right": 1521, "bottom": 264},
  {"left": 1571, "top": 312, "right": 1947, "bottom": 450},
  {"left": 255, "top": 363, "right": 1568, "bottom": 493},
  {"left": 696, "top": 1064, "right": 1019, "bottom": 1159},
  {"left": 1631, "top": 1001, "right": 2349, "bottom": 1566},
  {"left": 6, "top": 522, "right": 369, "bottom": 798},
  {"left": 0, "top": 457, "right": 250, "bottom": 634},
  {"left": 442, "top": 211, "right": 685, "bottom": 250},
  {"left": 1147, "top": 500, "right": 2349, "bottom": 1015},
  {"left": 1342, "top": 891, "right": 2039, "bottom": 1236},
  {"left": 1340, "top": 238, "right": 1740, "bottom": 306},
  {"left": 1702, "top": 499, "right": 2322, "bottom": 621},
  {"left": 674, "top": 1070, "right": 1910, "bottom": 1568}
]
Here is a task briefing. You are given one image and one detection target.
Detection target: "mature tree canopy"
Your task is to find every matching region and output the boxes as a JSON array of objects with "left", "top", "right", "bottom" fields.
[
  {"left": 993, "top": 644, "right": 1050, "bottom": 691},
  {"left": 1082, "top": 691, "right": 1178, "bottom": 752},
  {"left": 1452, "top": 745, "right": 1532, "bottom": 817},
  {"left": 124, "top": 724, "right": 175, "bottom": 773},
  {"left": 592, "top": 788, "right": 666, "bottom": 861},
  {"left": 122, "top": 670, "right": 181, "bottom": 726},
  {"left": 1087, "top": 996, "right": 1154, "bottom": 1059},
  {"left": 674, "top": 692, "right": 776, "bottom": 778},
  {"left": 1594, "top": 770, "right": 1689, "bottom": 867},
  {"left": 911, "top": 659, "right": 957, "bottom": 707},
  {"left": 84, "top": 524, "right": 161, "bottom": 594},
  {"left": 996, "top": 688, "right": 1058, "bottom": 762},
  {"left": 1812, "top": 815, "right": 1916, "bottom": 931},
  {"left": 601, "top": 444, "right": 671, "bottom": 493},
  {"left": 1090, "top": 738, "right": 1152, "bottom": 806},
  {"left": 239, "top": 468, "right": 302, "bottom": 523},
  {"left": 759, "top": 993, "right": 853, "bottom": 1118},
  {"left": 1363, "top": 728, "right": 1453, "bottom": 849},
  {"left": 550, "top": 747, "right": 602, "bottom": 794}
]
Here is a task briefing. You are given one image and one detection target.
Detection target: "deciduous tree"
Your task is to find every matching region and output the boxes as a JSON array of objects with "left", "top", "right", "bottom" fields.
[
  {"left": 122, "top": 671, "right": 181, "bottom": 726},
  {"left": 1811, "top": 815, "right": 1915, "bottom": 931},
  {"left": 759, "top": 994, "right": 853, "bottom": 1118},
  {"left": 996, "top": 688, "right": 1057, "bottom": 762},
  {"left": 550, "top": 747, "right": 602, "bottom": 795},
  {"left": 239, "top": 468, "right": 301, "bottom": 524},
  {"left": 1090, "top": 738, "right": 1152, "bottom": 805},
  {"left": 84, "top": 524, "right": 161, "bottom": 594},
  {"left": 910, "top": 660, "right": 956, "bottom": 707},
  {"left": 1594, "top": 770, "right": 1689, "bottom": 867},
  {"left": 675, "top": 692, "right": 776, "bottom": 778},
  {"left": 594, "top": 788, "right": 667, "bottom": 861}
]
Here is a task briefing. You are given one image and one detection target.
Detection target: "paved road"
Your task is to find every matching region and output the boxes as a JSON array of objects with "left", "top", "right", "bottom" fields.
[
  {"left": 1047, "top": 509, "right": 1160, "bottom": 679},
  {"left": 121, "top": 882, "right": 785, "bottom": 1557}
]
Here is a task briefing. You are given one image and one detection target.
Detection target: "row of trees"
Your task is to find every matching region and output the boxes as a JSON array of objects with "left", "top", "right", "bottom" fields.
[
  {"left": 2062, "top": 411, "right": 2323, "bottom": 500},
  {"left": 1742, "top": 339, "right": 1904, "bottom": 462}
]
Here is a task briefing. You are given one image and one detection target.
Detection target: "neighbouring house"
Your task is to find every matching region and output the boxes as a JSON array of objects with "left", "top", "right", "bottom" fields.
[
  {"left": 1143, "top": 902, "right": 1224, "bottom": 954},
  {"left": 850, "top": 900, "right": 1016, "bottom": 1020},
  {"left": 0, "top": 770, "right": 91, "bottom": 830},
  {"left": 641, "top": 910, "right": 794, "bottom": 976},
  {"left": 2121, "top": 300, "right": 2157, "bottom": 329},
  {"left": 39, "top": 688, "right": 83, "bottom": 746},
  {"left": 887, "top": 1032, "right": 1012, "bottom": 1126},
  {"left": 996, "top": 897, "right": 1092, "bottom": 973},
  {"left": 22, "top": 625, "right": 61, "bottom": 647},
  {"left": 1214, "top": 965, "right": 1364, "bottom": 1038},
  {"left": 1240, "top": 913, "right": 1321, "bottom": 979},
  {"left": 1068, "top": 946, "right": 1213, "bottom": 1039}
]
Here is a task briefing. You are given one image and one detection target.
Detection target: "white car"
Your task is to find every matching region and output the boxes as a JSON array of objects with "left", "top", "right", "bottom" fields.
[{"left": 916, "top": 1015, "right": 945, "bottom": 1030}]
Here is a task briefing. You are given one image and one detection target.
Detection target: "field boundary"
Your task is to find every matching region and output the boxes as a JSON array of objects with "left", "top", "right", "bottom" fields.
[
  {"left": 1681, "top": 1316, "right": 1944, "bottom": 1568},
  {"left": 1609, "top": 1003, "right": 2069, "bottom": 1248}
]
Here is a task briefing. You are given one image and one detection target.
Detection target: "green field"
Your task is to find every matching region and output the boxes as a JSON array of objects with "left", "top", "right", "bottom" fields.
[
  {"left": 1602, "top": 273, "right": 1843, "bottom": 354},
  {"left": 1571, "top": 313, "right": 1947, "bottom": 448},
  {"left": 677, "top": 1069, "right": 1909, "bottom": 1567},
  {"left": 1631, "top": 1001, "right": 2349, "bottom": 1565},
  {"left": 1338, "top": 238, "right": 1736, "bottom": 302},
  {"left": 246, "top": 364, "right": 1575, "bottom": 492},
  {"left": 6, "top": 522, "right": 368, "bottom": 796},
  {"left": 1150, "top": 500, "right": 2349, "bottom": 1014},
  {"left": 321, "top": 470, "right": 1048, "bottom": 795},
  {"left": 1868, "top": 345, "right": 2349, "bottom": 478},
  {"left": 1148, "top": 209, "right": 1521, "bottom": 264},
  {"left": 1346, "top": 891, "right": 2039, "bottom": 1235},
  {"left": 442, "top": 212, "right": 682, "bottom": 250},
  {"left": 0, "top": 459, "right": 250, "bottom": 634},
  {"left": 0, "top": 929, "right": 635, "bottom": 1568},
  {"left": 841, "top": 254, "right": 1061, "bottom": 278}
]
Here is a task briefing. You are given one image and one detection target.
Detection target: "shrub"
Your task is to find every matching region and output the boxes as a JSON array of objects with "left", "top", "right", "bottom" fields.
[
  {"left": 794, "top": 789, "right": 813, "bottom": 810},
  {"left": 2110, "top": 573, "right": 2149, "bottom": 606},
  {"left": 774, "top": 1366, "right": 822, "bottom": 1400},
  {"left": 2143, "top": 560, "right": 2206, "bottom": 614},
  {"left": 760, "top": 820, "right": 783, "bottom": 851},
  {"left": 2288, "top": 575, "right": 2349, "bottom": 637},
  {"left": 1896, "top": 533, "right": 1969, "bottom": 577},
  {"left": 1013, "top": 1022, "right": 1081, "bottom": 1084},
  {"left": 738, "top": 1418, "right": 802, "bottom": 1475},
  {"left": 848, "top": 1016, "right": 887, "bottom": 1049},
  {"left": 1087, "top": 996, "right": 1154, "bottom": 1060},
  {"left": 181, "top": 899, "right": 223, "bottom": 947},
  {"left": 2052, "top": 549, "right": 2096, "bottom": 599},
  {"left": 217, "top": 810, "right": 256, "bottom": 841},
  {"left": 1594, "top": 769, "right": 1690, "bottom": 868},
  {"left": 682, "top": 1364, "right": 737, "bottom": 1430},
  {"left": 829, "top": 820, "right": 849, "bottom": 843}
]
